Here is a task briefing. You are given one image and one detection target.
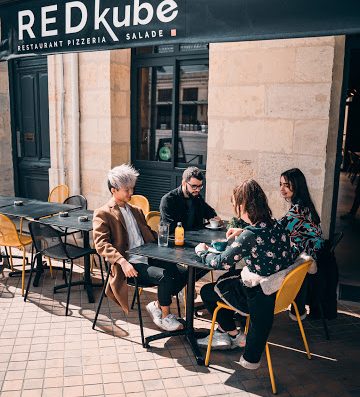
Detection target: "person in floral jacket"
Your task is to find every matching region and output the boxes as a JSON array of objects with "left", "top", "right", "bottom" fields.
[{"left": 195, "top": 179, "right": 293, "bottom": 369}]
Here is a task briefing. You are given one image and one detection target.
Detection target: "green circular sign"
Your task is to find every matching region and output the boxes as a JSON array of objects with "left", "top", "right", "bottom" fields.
[{"left": 159, "top": 146, "right": 171, "bottom": 161}]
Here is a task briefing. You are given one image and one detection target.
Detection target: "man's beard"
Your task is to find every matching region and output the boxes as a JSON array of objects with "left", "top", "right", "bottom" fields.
[{"left": 185, "top": 184, "right": 199, "bottom": 198}]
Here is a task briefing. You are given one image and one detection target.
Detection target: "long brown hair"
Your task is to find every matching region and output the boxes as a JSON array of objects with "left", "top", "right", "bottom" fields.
[{"left": 233, "top": 179, "right": 273, "bottom": 225}]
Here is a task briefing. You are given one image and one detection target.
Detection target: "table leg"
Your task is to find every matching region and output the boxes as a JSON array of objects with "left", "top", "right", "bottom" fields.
[
  {"left": 33, "top": 252, "right": 43, "bottom": 287},
  {"left": 83, "top": 232, "right": 95, "bottom": 303},
  {"left": 144, "top": 265, "right": 205, "bottom": 365},
  {"left": 184, "top": 266, "right": 204, "bottom": 365}
]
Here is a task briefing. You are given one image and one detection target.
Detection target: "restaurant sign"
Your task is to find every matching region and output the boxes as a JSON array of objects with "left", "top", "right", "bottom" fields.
[
  {"left": 1, "top": 0, "right": 360, "bottom": 61},
  {"left": 0, "top": 0, "right": 184, "bottom": 58}
]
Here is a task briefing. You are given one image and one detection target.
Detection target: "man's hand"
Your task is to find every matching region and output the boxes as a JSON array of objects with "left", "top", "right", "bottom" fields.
[
  {"left": 226, "top": 228, "right": 243, "bottom": 240},
  {"left": 195, "top": 242, "right": 209, "bottom": 254},
  {"left": 119, "top": 259, "right": 138, "bottom": 278}
]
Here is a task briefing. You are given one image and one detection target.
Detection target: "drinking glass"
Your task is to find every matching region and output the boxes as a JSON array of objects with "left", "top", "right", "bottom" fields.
[{"left": 158, "top": 222, "right": 170, "bottom": 247}]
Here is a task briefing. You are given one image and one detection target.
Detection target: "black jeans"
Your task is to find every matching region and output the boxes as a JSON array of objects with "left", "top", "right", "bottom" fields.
[
  {"left": 200, "top": 282, "right": 276, "bottom": 364},
  {"left": 201, "top": 282, "right": 238, "bottom": 332},
  {"left": 133, "top": 259, "right": 188, "bottom": 307}
]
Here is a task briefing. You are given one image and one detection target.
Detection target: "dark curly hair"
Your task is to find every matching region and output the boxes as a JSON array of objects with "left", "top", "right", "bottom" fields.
[
  {"left": 232, "top": 179, "right": 273, "bottom": 225},
  {"left": 281, "top": 168, "right": 320, "bottom": 225}
]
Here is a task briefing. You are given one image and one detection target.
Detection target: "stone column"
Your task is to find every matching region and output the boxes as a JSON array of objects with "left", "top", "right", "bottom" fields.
[
  {"left": 110, "top": 49, "right": 131, "bottom": 167},
  {"left": 0, "top": 62, "right": 14, "bottom": 195},
  {"left": 207, "top": 36, "right": 345, "bottom": 237},
  {"left": 48, "top": 49, "right": 131, "bottom": 210}
]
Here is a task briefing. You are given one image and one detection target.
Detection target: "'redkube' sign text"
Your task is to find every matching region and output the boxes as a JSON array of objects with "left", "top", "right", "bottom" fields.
[{"left": 7, "top": 0, "right": 184, "bottom": 56}]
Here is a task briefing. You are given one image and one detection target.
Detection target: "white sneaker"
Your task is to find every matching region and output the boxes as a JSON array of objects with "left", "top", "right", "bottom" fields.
[
  {"left": 159, "top": 314, "right": 183, "bottom": 331},
  {"left": 146, "top": 301, "right": 162, "bottom": 328},
  {"left": 197, "top": 330, "right": 232, "bottom": 350},
  {"left": 230, "top": 331, "right": 246, "bottom": 349},
  {"left": 238, "top": 355, "right": 261, "bottom": 370},
  {"left": 288, "top": 311, "right": 307, "bottom": 321}
]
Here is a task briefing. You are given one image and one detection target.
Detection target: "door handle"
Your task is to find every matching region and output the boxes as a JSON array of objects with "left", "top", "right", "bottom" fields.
[{"left": 16, "top": 130, "right": 22, "bottom": 158}]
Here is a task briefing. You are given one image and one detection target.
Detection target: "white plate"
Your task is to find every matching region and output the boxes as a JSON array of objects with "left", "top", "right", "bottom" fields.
[{"left": 205, "top": 224, "right": 224, "bottom": 230}]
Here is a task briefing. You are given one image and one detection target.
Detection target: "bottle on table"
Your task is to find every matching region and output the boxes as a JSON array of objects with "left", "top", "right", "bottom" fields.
[{"left": 175, "top": 222, "right": 185, "bottom": 246}]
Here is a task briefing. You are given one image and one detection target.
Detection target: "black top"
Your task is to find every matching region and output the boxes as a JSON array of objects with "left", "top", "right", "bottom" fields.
[{"left": 160, "top": 186, "right": 217, "bottom": 233}]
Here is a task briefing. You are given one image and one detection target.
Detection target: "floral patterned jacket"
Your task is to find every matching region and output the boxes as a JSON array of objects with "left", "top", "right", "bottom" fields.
[
  {"left": 198, "top": 220, "right": 293, "bottom": 277},
  {"left": 280, "top": 204, "right": 324, "bottom": 260}
]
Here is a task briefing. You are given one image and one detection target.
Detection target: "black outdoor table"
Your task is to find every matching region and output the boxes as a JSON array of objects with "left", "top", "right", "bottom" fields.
[
  {"left": 0, "top": 200, "right": 81, "bottom": 285},
  {"left": 0, "top": 195, "right": 32, "bottom": 208},
  {"left": 128, "top": 242, "right": 213, "bottom": 366},
  {"left": 39, "top": 209, "right": 99, "bottom": 303},
  {"left": 184, "top": 226, "right": 227, "bottom": 244},
  {"left": 0, "top": 200, "right": 80, "bottom": 219}
]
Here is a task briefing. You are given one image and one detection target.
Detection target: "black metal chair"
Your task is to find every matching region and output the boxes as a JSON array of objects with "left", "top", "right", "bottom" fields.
[
  {"left": 63, "top": 195, "right": 87, "bottom": 209},
  {"left": 308, "top": 232, "right": 344, "bottom": 340},
  {"left": 58, "top": 195, "right": 88, "bottom": 244},
  {"left": 25, "top": 221, "right": 104, "bottom": 316},
  {"left": 93, "top": 260, "right": 181, "bottom": 347}
]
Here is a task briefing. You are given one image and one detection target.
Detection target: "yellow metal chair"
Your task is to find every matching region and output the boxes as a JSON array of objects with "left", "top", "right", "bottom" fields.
[
  {"left": 129, "top": 195, "right": 150, "bottom": 216},
  {"left": 0, "top": 214, "right": 32, "bottom": 296},
  {"left": 48, "top": 184, "right": 69, "bottom": 203},
  {"left": 145, "top": 211, "right": 161, "bottom": 231},
  {"left": 47, "top": 184, "right": 70, "bottom": 274},
  {"left": 205, "top": 260, "right": 312, "bottom": 395}
]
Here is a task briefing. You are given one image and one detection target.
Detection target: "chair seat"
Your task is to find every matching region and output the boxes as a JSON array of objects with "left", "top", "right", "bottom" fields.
[
  {"left": 19, "top": 235, "right": 33, "bottom": 246},
  {"left": 43, "top": 243, "right": 95, "bottom": 260}
]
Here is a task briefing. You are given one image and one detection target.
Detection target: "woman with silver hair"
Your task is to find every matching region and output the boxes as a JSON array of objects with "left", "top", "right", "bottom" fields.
[{"left": 93, "top": 164, "right": 187, "bottom": 332}]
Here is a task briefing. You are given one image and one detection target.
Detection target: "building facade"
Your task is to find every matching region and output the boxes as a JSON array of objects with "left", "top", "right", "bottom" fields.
[{"left": 0, "top": 35, "right": 347, "bottom": 237}]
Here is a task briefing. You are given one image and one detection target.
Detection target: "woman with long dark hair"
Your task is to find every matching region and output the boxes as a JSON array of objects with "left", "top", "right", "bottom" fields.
[
  {"left": 280, "top": 168, "right": 323, "bottom": 260},
  {"left": 280, "top": 168, "right": 324, "bottom": 319},
  {"left": 195, "top": 179, "right": 293, "bottom": 369}
]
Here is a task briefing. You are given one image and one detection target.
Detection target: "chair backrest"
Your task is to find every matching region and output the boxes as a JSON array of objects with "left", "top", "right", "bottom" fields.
[
  {"left": 274, "top": 260, "right": 312, "bottom": 315},
  {"left": 48, "top": 184, "right": 69, "bottom": 203},
  {"left": 145, "top": 211, "right": 161, "bottom": 232},
  {"left": 29, "top": 221, "right": 68, "bottom": 258},
  {"left": 129, "top": 195, "right": 150, "bottom": 215},
  {"left": 330, "top": 232, "right": 344, "bottom": 253},
  {"left": 0, "top": 214, "right": 22, "bottom": 247},
  {"left": 63, "top": 194, "right": 87, "bottom": 210}
]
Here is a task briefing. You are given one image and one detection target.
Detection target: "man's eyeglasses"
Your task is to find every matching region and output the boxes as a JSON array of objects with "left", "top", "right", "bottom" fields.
[{"left": 186, "top": 182, "right": 204, "bottom": 191}]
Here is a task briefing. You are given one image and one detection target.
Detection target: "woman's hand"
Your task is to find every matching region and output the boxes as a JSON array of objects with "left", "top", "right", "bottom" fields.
[
  {"left": 195, "top": 242, "right": 209, "bottom": 254},
  {"left": 226, "top": 227, "right": 243, "bottom": 240}
]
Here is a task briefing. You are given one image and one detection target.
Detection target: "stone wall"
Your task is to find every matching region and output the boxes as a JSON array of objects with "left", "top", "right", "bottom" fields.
[
  {"left": 206, "top": 36, "right": 345, "bottom": 237},
  {"left": 110, "top": 49, "right": 131, "bottom": 168},
  {"left": 48, "top": 49, "right": 131, "bottom": 210},
  {"left": 0, "top": 62, "right": 14, "bottom": 195}
]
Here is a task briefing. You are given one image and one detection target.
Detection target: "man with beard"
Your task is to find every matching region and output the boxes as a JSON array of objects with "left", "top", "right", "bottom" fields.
[{"left": 160, "top": 167, "right": 220, "bottom": 233}]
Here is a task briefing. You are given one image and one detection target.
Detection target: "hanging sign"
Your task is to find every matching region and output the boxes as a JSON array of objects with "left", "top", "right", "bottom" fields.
[
  {"left": 0, "top": 0, "right": 185, "bottom": 58},
  {"left": 1, "top": 0, "right": 360, "bottom": 60}
]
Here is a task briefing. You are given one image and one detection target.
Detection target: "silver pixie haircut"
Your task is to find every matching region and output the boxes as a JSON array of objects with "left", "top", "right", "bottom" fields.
[{"left": 107, "top": 164, "right": 139, "bottom": 190}]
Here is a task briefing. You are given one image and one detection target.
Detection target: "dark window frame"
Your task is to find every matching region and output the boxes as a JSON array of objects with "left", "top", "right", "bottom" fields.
[{"left": 131, "top": 45, "right": 209, "bottom": 171}]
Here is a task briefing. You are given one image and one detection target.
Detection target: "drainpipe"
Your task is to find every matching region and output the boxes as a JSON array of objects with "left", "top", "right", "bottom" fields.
[
  {"left": 59, "top": 54, "right": 66, "bottom": 185},
  {"left": 70, "top": 53, "right": 80, "bottom": 195}
]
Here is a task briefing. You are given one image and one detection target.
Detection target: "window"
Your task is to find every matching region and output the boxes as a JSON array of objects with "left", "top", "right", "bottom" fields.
[{"left": 132, "top": 44, "right": 209, "bottom": 167}]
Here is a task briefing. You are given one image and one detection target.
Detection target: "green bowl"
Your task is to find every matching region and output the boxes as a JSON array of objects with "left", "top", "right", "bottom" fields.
[{"left": 211, "top": 239, "right": 228, "bottom": 252}]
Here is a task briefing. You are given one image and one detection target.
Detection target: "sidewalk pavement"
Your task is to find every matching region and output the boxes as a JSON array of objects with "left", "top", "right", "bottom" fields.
[{"left": 0, "top": 255, "right": 359, "bottom": 397}]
